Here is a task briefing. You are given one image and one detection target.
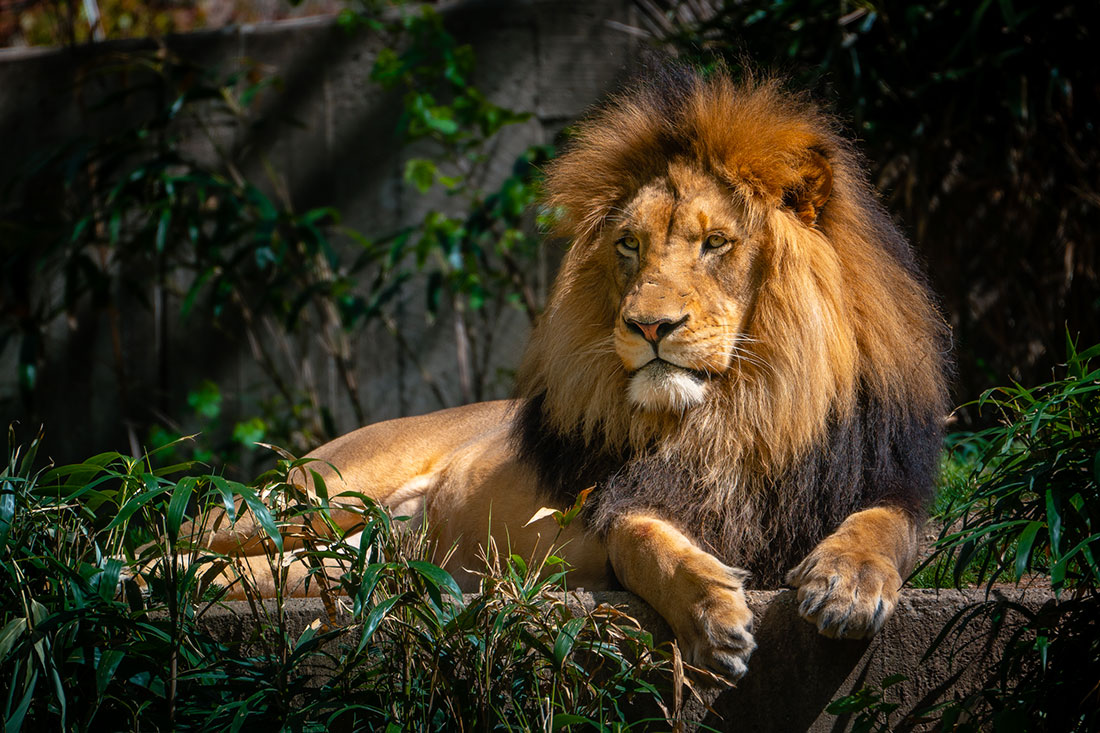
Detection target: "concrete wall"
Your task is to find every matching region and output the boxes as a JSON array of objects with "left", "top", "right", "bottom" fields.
[
  {"left": 201, "top": 588, "right": 1053, "bottom": 731},
  {"left": 0, "top": 0, "right": 640, "bottom": 461}
]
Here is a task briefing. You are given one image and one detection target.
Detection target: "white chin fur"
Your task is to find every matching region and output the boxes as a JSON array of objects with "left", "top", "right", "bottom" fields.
[{"left": 628, "top": 361, "right": 707, "bottom": 411}]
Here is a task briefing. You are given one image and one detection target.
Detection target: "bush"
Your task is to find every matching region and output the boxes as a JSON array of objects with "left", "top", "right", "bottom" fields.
[
  {"left": 935, "top": 336, "right": 1100, "bottom": 595},
  {"left": 833, "top": 338, "right": 1100, "bottom": 730},
  {"left": 840, "top": 338, "right": 1099, "bottom": 730},
  {"left": 0, "top": 428, "right": 681, "bottom": 731},
  {"left": 921, "top": 336, "right": 1100, "bottom": 730}
]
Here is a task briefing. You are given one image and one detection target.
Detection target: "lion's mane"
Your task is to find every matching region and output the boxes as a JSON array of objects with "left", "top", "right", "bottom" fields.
[{"left": 513, "top": 67, "right": 951, "bottom": 586}]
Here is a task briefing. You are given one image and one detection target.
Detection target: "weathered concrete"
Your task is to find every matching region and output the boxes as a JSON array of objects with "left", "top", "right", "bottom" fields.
[{"left": 196, "top": 588, "right": 1052, "bottom": 731}]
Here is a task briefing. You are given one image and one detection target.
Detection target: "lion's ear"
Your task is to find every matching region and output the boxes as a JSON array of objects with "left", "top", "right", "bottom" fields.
[{"left": 782, "top": 149, "right": 833, "bottom": 226}]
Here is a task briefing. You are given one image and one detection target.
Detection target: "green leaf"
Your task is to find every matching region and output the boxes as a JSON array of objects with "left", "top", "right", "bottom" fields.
[
  {"left": 551, "top": 713, "right": 591, "bottom": 730},
  {"left": 353, "top": 563, "right": 384, "bottom": 618},
  {"left": 209, "top": 474, "right": 238, "bottom": 523},
  {"left": 95, "top": 557, "right": 123, "bottom": 601},
  {"left": 232, "top": 418, "right": 266, "bottom": 448},
  {"left": 361, "top": 594, "right": 401, "bottom": 641},
  {"left": 558, "top": 486, "right": 594, "bottom": 528},
  {"left": 404, "top": 158, "right": 437, "bottom": 193},
  {"left": 408, "top": 560, "right": 463, "bottom": 600},
  {"left": 187, "top": 380, "right": 222, "bottom": 421},
  {"left": 1045, "top": 489, "right": 1063, "bottom": 559},
  {"left": 154, "top": 208, "right": 171, "bottom": 252},
  {"left": 153, "top": 461, "right": 196, "bottom": 478},
  {"left": 0, "top": 617, "right": 27, "bottom": 658},
  {"left": 180, "top": 269, "right": 214, "bottom": 319},
  {"left": 553, "top": 617, "right": 586, "bottom": 666},
  {"left": 95, "top": 649, "right": 124, "bottom": 697},
  {"left": 104, "top": 480, "right": 173, "bottom": 531},
  {"left": 239, "top": 486, "right": 282, "bottom": 553},
  {"left": 425, "top": 107, "right": 459, "bottom": 136},
  {"left": 166, "top": 476, "right": 198, "bottom": 544},
  {"left": 1014, "top": 521, "right": 1042, "bottom": 581},
  {"left": 827, "top": 686, "right": 880, "bottom": 714},
  {"left": 5, "top": 670, "right": 36, "bottom": 733},
  {"left": 0, "top": 482, "right": 14, "bottom": 551}
]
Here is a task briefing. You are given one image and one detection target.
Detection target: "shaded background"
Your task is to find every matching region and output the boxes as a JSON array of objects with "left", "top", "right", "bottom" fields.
[{"left": 1, "top": 0, "right": 1096, "bottom": 473}]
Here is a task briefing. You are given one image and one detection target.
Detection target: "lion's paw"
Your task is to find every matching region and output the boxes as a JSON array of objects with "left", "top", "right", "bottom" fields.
[
  {"left": 678, "top": 574, "right": 756, "bottom": 682},
  {"left": 786, "top": 550, "right": 901, "bottom": 640}
]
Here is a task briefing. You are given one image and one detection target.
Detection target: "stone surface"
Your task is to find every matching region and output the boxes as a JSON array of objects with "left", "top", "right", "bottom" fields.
[{"left": 195, "top": 588, "right": 1052, "bottom": 731}]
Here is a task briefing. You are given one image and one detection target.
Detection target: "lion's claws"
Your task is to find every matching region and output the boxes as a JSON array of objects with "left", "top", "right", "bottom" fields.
[
  {"left": 681, "top": 586, "right": 756, "bottom": 683},
  {"left": 691, "top": 624, "right": 756, "bottom": 682},
  {"left": 708, "top": 649, "right": 751, "bottom": 680},
  {"left": 787, "top": 552, "right": 901, "bottom": 640}
]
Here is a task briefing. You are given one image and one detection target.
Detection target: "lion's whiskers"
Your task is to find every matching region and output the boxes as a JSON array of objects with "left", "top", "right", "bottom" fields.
[{"left": 683, "top": 324, "right": 775, "bottom": 376}]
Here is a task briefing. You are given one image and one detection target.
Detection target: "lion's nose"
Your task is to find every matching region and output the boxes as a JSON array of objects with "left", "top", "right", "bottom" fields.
[{"left": 625, "top": 314, "right": 688, "bottom": 345}]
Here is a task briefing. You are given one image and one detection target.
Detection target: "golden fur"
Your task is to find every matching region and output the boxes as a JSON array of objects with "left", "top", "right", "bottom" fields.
[
  {"left": 516, "top": 71, "right": 947, "bottom": 588},
  {"left": 191, "top": 68, "right": 949, "bottom": 682},
  {"left": 524, "top": 71, "right": 944, "bottom": 471}
]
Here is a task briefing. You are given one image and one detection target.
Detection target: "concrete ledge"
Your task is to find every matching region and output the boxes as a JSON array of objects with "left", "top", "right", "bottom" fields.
[{"left": 196, "top": 588, "right": 1052, "bottom": 731}]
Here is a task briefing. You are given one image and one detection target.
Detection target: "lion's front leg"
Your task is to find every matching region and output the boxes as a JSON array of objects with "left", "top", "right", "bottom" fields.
[
  {"left": 786, "top": 506, "right": 920, "bottom": 639},
  {"left": 607, "top": 513, "right": 755, "bottom": 682}
]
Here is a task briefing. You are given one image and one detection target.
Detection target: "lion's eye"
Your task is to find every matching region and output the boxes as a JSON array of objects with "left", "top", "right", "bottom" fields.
[
  {"left": 616, "top": 234, "right": 640, "bottom": 255},
  {"left": 704, "top": 233, "right": 730, "bottom": 250}
]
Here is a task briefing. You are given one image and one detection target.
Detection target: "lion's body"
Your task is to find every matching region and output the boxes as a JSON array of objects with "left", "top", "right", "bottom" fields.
[
  {"left": 198, "top": 68, "right": 949, "bottom": 680},
  {"left": 303, "top": 400, "right": 611, "bottom": 591}
]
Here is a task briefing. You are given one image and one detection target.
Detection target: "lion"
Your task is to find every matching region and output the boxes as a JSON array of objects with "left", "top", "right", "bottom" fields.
[{"left": 195, "top": 67, "right": 949, "bottom": 682}]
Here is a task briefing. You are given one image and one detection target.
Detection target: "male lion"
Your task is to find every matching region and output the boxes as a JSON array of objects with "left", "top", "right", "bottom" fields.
[{"left": 200, "top": 68, "right": 949, "bottom": 681}]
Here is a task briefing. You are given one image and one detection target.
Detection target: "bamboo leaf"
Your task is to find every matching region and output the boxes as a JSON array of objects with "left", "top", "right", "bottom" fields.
[
  {"left": 95, "top": 649, "right": 124, "bottom": 697},
  {"left": 104, "top": 481, "right": 172, "bottom": 531},
  {"left": 1014, "top": 521, "right": 1042, "bottom": 580},
  {"left": 239, "top": 486, "right": 282, "bottom": 553},
  {"left": 0, "top": 618, "right": 27, "bottom": 658},
  {"left": 408, "top": 560, "right": 463, "bottom": 600},
  {"left": 361, "top": 594, "right": 401, "bottom": 642},
  {"left": 4, "top": 670, "right": 36, "bottom": 733},
  {"left": 553, "top": 617, "right": 586, "bottom": 667},
  {"left": 1046, "top": 489, "right": 1063, "bottom": 560},
  {"left": 166, "top": 476, "right": 197, "bottom": 544}
]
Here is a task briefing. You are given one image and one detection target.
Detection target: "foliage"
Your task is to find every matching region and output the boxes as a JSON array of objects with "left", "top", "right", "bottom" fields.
[
  {"left": 852, "top": 338, "right": 1100, "bottom": 730},
  {"left": 0, "top": 425, "right": 234, "bottom": 729},
  {"left": 660, "top": 0, "right": 1100, "bottom": 419},
  {"left": 2, "top": 2, "right": 551, "bottom": 466},
  {"left": 6, "top": 0, "right": 206, "bottom": 46},
  {"left": 919, "top": 337, "right": 1100, "bottom": 730},
  {"left": 0, "top": 428, "right": 681, "bottom": 731},
  {"left": 2, "top": 0, "right": 341, "bottom": 47},
  {"left": 934, "top": 336, "right": 1100, "bottom": 596},
  {"left": 0, "top": 49, "right": 387, "bottom": 467},
  {"left": 825, "top": 674, "right": 907, "bottom": 733},
  {"left": 906, "top": 437, "right": 1001, "bottom": 589},
  {"left": 346, "top": 2, "right": 552, "bottom": 402}
]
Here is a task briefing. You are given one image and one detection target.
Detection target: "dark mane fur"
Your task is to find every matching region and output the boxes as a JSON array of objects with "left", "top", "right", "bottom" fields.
[{"left": 515, "top": 385, "right": 942, "bottom": 588}]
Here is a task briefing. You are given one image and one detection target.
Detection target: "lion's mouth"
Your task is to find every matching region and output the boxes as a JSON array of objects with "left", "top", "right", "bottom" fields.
[
  {"left": 628, "top": 359, "right": 708, "bottom": 411},
  {"left": 635, "top": 358, "right": 706, "bottom": 380}
]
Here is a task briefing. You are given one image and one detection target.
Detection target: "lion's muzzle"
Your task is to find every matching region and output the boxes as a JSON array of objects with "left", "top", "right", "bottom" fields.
[{"left": 627, "top": 359, "right": 707, "bottom": 412}]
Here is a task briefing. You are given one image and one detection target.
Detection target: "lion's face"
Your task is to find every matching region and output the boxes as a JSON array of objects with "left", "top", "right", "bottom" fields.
[
  {"left": 608, "top": 163, "right": 764, "bottom": 412},
  {"left": 520, "top": 74, "right": 947, "bottom": 468}
]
